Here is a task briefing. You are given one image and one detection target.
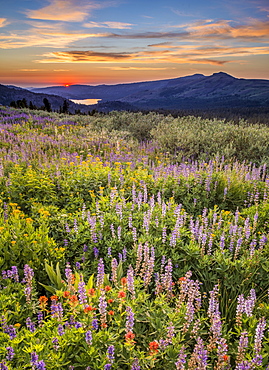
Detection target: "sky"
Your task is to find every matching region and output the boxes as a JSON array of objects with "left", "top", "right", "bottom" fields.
[{"left": 0, "top": 0, "right": 269, "bottom": 87}]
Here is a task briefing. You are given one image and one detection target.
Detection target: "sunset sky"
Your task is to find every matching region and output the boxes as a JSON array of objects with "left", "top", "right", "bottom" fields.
[{"left": 0, "top": 0, "right": 269, "bottom": 87}]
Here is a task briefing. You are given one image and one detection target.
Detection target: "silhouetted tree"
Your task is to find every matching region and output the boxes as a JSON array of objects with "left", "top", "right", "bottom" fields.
[
  {"left": 43, "top": 98, "right": 52, "bottom": 112},
  {"left": 61, "top": 100, "right": 69, "bottom": 114}
]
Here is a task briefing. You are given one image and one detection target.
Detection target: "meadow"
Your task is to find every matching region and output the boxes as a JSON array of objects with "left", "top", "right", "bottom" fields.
[{"left": 0, "top": 106, "right": 269, "bottom": 369}]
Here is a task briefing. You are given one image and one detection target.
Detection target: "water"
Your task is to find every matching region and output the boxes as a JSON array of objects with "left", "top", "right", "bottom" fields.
[{"left": 70, "top": 99, "right": 101, "bottom": 105}]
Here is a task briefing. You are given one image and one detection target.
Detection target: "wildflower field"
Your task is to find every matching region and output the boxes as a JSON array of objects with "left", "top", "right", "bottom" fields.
[{"left": 1, "top": 106, "right": 269, "bottom": 369}]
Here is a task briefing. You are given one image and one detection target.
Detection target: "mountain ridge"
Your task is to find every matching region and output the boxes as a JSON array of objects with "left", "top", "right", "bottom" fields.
[{"left": 29, "top": 72, "right": 269, "bottom": 110}]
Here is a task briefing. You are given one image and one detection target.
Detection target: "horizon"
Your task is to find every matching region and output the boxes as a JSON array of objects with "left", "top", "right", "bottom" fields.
[
  {"left": 1, "top": 0, "right": 269, "bottom": 87},
  {"left": 3, "top": 72, "right": 269, "bottom": 90}
]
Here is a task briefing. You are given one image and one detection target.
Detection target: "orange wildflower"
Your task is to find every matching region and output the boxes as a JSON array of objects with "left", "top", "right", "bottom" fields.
[
  {"left": 149, "top": 341, "right": 159, "bottom": 355},
  {"left": 50, "top": 295, "right": 58, "bottom": 301},
  {"left": 105, "top": 285, "right": 112, "bottom": 292},
  {"left": 38, "top": 296, "right": 48, "bottom": 309},
  {"left": 125, "top": 331, "right": 136, "bottom": 342},
  {"left": 63, "top": 291, "right": 70, "bottom": 298},
  {"left": 121, "top": 277, "right": 127, "bottom": 286},
  {"left": 108, "top": 310, "right": 114, "bottom": 316},
  {"left": 118, "top": 291, "right": 126, "bottom": 299},
  {"left": 88, "top": 288, "right": 96, "bottom": 296},
  {"left": 84, "top": 305, "right": 94, "bottom": 313},
  {"left": 107, "top": 299, "right": 114, "bottom": 304}
]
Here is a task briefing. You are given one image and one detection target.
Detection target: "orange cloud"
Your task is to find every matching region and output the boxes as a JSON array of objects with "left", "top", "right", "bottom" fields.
[
  {"left": 37, "top": 50, "right": 137, "bottom": 63},
  {"left": 25, "top": 0, "right": 104, "bottom": 22},
  {"left": 0, "top": 18, "right": 9, "bottom": 27}
]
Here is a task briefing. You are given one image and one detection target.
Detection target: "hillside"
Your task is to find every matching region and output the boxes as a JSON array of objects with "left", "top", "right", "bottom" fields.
[
  {"left": 31, "top": 72, "right": 269, "bottom": 110},
  {"left": 0, "top": 84, "right": 91, "bottom": 113}
]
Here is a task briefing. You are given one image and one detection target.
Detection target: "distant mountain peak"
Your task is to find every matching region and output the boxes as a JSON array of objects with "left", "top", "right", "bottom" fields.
[{"left": 211, "top": 72, "right": 235, "bottom": 79}]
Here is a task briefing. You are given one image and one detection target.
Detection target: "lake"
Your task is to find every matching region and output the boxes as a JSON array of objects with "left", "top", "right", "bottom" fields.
[{"left": 70, "top": 98, "right": 101, "bottom": 105}]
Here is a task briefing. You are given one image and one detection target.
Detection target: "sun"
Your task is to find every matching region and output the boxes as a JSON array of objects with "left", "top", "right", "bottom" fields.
[{"left": 64, "top": 84, "right": 70, "bottom": 87}]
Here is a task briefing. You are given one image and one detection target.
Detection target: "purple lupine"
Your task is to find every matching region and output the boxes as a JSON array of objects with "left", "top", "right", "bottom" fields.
[
  {"left": 132, "top": 227, "right": 137, "bottom": 243},
  {"left": 0, "top": 362, "right": 8, "bottom": 370},
  {"left": 107, "top": 345, "right": 115, "bottom": 363},
  {"left": 117, "top": 225, "right": 122, "bottom": 241},
  {"left": 73, "top": 218, "right": 78, "bottom": 233},
  {"left": 122, "top": 246, "right": 127, "bottom": 261},
  {"left": 208, "top": 285, "right": 222, "bottom": 342},
  {"left": 65, "top": 262, "right": 73, "bottom": 291},
  {"left": 57, "top": 324, "right": 65, "bottom": 336},
  {"left": 30, "top": 352, "right": 39, "bottom": 366},
  {"left": 10, "top": 266, "right": 19, "bottom": 282},
  {"left": 162, "top": 226, "right": 167, "bottom": 243},
  {"left": 85, "top": 330, "right": 92, "bottom": 345},
  {"left": 111, "top": 258, "right": 118, "bottom": 285},
  {"left": 236, "top": 331, "right": 249, "bottom": 364},
  {"left": 93, "top": 246, "right": 99, "bottom": 258},
  {"left": 127, "top": 265, "right": 135, "bottom": 299},
  {"left": 51, "top": 302, "right": 63, "bottom": 321},
  {"left": 104, "top": 364, "right": 111, "bottom": 370},
  {"left": 35, "top": 360, "right": 46, "bottom": 370},
  {"left": 26, "top": 317, "right": 36, "bottom": 333},
  {"left": 126, "top": 306, "right": 134, "bottom": 333},
  {"left": 161, "top": 259, "right": 173, "bottom": 296},
  {"left": 259, "top": 234, "right": 267, "bottom": 250},
  {"left": 3, "top": 325, "right": 16, "bottom": 340},
  {"left": 52, "top": 337, "right": 59, "bottom": 351},
  {"left": 190, "top": 337, "right": 208, "bottom": 369},
  {"left": 99, "top": 290, "right": 107, "bottom": 326},
  {"left": 24, "top": 264, "right": 34, "bottom": 304},
  {"left": 92, "top": 318, "right": 99, "bottom": 331},
  {"left": 37, "top": 311, "right": 43, "bottom": 327},
  {"left": 131, "top": 358, "right": 141, "bottom": 370},
  {"left": 78, "top": 274, "right": 87, "bottom": 307},
  {"left": 96, "top": 258, "right": 105, "bottom": 289},
  {"left": 166, "top": 323, "right": 175, "bottom": 344},
  {"left": 6, "top": 346, "right": 14, "bottom": 361},
  {"left": 175, "top": 346, "right": 187, "bottom": 370},
  {"left": 75, "top": 262, "right": 81, "bottom": 270},
  {"left": 254, "top": 317, "right": 266, "bottom": 355}
]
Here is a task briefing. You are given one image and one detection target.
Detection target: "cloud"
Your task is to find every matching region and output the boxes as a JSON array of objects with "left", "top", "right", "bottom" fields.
[
  {"left": 36, "top": 50, "right": 137, "bottom": 63},
  {"left": 0, "top": 18, "right": 9, "bottom": 28},
  {"left": 0, "top": 29, "right": 108, "bottom": 49},
  {"left": 83, "top": 21, "right": 134, "bottom": 29},
  {"left": 105, "top": 66, "right": 170, "bottom": 70},
  {"left": 25, "top": 0, "right": 107, "bottom": 22},
  {"left": 18, "top": 69, "right": 45, "bottom": 71}
]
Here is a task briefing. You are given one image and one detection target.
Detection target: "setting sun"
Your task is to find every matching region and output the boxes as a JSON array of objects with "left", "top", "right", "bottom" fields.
[{"left": 64, "top": 84, "right": 70, "bottom": 87}]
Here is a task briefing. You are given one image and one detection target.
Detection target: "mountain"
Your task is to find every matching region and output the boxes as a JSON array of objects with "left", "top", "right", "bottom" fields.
[
  {"left": 0, "top": 84, "right": 93, "bottom": 113},
  {"left": 31, "top": 72, "right": 269, "bottom": 110}
]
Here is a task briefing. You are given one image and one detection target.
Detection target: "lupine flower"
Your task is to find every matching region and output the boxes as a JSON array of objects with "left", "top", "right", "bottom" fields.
[
  {"left": 254, "top": 317, "right": 266, "bottom": 355},
  {"left": 85, "top": 330, "right": 92, "bottom": 345},
  {"left": 126, "top": 306, "right": 134, "bottom": 333},
  {"left": 0, "top": 362, "right": 8, "bottom": 370},
  {"left": 236, "top": 331, "right": 249, "bottom": 364},
  {"left": 107, "top": 345, "right": 115, "bottom": 363},
  {"left": 127, "top": 265, "right": 135, "bottom": 299},
  {"left": 175, "top": 346, "right": 187, "bottom": 370},
  {"left": 26, "top": 317, "right": 36, "bottom": 333},
  {"left": 24, "top": 264, "right": 34, "bottom": 304},
  {"left": 99, "top": 290, "right": 107, "bottom": 326},
  {"left": 131, "top": 358, "right": 140, "bottom": 370},
  {"left": 97, "top": 258, "right": 105, "bottom": 288},
  {"left": 57, "top": 324, "right": 64, "bottom": 336},
  {"left": 52, "top": 337, "right": 59, "bottom": 351},
  {"left": 6, "top": 346, "right": 14, "bottom": 361},
  {"left": 92, "top": 318, "right": 98, "bottom": 330},
  {"left": 78, "top": 274, "right": 87, "bottom": 307}
]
